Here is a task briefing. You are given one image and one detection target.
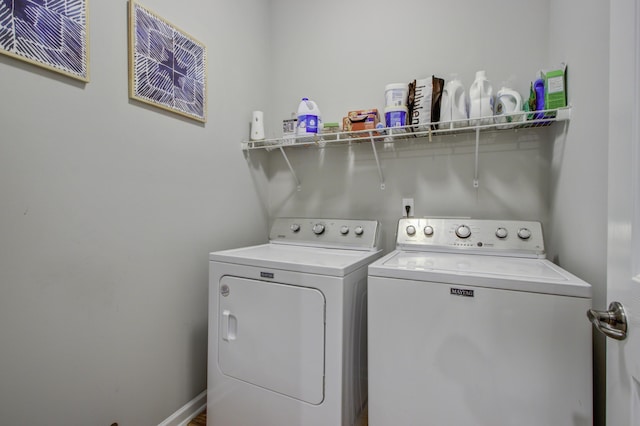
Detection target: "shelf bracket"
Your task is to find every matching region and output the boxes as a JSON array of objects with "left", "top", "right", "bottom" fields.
[
  {"left": 369, "top": 132, "right": 385, "bottom": 190},
  {"left": 279, "top": 146, "right": 301, "bottom": 191},
  {"left": 473, "top": 127, "right": 480, "bottom": 188}
]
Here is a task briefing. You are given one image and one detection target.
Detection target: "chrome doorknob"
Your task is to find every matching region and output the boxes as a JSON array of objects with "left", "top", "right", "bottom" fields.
[{"left": 587, "top": 301, "right": 628, "bottom": 341}]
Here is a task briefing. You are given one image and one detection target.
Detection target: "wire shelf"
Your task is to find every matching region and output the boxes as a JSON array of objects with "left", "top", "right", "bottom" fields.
[{"left": 241, "top": 106, "right": 571, "bottom": 151}]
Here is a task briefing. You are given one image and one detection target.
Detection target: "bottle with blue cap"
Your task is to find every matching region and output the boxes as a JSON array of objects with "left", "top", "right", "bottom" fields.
[{"left": 296, "top": 97, "right": 322, "bottom": 137}]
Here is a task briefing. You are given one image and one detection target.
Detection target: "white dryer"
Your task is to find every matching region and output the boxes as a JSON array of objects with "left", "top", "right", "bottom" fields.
[
  {"left": 367, "top": 218, "right": 592, "bottom": 426},
  {"left": 208, "top": 218, "right": 382, "bottom": 426}
]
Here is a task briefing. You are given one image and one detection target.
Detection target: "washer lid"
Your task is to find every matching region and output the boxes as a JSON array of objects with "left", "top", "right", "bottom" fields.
[
  {"left": 368, "top": 250, "right": 592, "bottom": 298},
  {"left": 210, "top": 243, "right": 383, "bottom": 277}
]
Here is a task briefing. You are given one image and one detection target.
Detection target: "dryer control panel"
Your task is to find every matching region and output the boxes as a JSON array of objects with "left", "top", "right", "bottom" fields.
[
  {"left": 270, "top": 218, "right": 380, "bottom": 251},
  {"left": 396, "top": 218, "right": 545, "bottom": 258}
]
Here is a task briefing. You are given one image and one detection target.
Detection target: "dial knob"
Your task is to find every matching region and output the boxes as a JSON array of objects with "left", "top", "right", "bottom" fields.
[
  {"left": 312, "top": 223, "right": 325, "bottom": 235},
  {"left": 495, "top": 227, "right": 508, "bottom": 239},
  {"left": 406, "top": 225, "right": 416, "bottom": 236},
  {"left": 290, "top": 223, "right": 301, "bottom": 233},
  {"left": 455, "top": 225, "right": 472, "bottom": 239},
  {"left": 517, "top": 227, "right": 532, "bottom": 240},
  {"left": 354, "top": 226, "right": 364, "bottom": 236},
  {"left": 424, "top": 226, "right": 434, "bottom": 236},
  {"left": 340, "top": 225, "right": 350, "bottom": 235}
]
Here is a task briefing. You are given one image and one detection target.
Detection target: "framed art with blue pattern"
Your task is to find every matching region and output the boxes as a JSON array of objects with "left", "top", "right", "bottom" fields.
[
  {"left": 0, "top": 0, "right": 89, "bottom": 81},
  {"left": 128, "top": 2, "right": 207, "bottom": 123}
]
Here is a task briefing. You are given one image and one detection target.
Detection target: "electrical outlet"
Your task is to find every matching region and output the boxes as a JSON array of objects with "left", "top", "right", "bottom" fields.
[{"left": 402, "top": 198, "right": 414, "bottom": 217}]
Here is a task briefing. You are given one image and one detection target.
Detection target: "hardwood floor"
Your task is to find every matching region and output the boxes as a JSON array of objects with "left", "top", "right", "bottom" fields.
[{"left": 188, "top": 410, "right": 206, "bottom": 426}]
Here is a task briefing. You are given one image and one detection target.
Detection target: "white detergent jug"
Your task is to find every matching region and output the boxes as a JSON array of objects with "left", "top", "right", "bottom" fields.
[
  {"left": 469, "top": 70, "right": 494, "bottom": 126},
  {"left": 439, "top": 79, "right": 468, "bottom": 129},
  {"left": 296, "top": 97, "right": 321, "bottom": 137},
  {"left": 495, "top": 87, "right": 524, "bottom": 129}
]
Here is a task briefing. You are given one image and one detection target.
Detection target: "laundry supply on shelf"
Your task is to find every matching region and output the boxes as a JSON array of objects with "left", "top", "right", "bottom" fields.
[
  {"left": 407, "top": 76, "right": 444, "bottom": 130},
  {"left": 343, "top": 109, "right": 380, "bottom": 136},
  {"left": 322, "top": 122, "right": 340, "bottom": 141},
  {"left": 439, "top": 77, "right": 468, "bottom": 129},
  {"left": 296, "top": 97, "right": 322, "bottom": 137},
  {"left": 384, "top": 105, "right": 408, "bottom": 129},
  {"left": 282, "top": 112, "right": 297, "bottom": 144},
  {"left": 385, "top": 83, "right": 409, "bottom": 108},
  {"left": 544, "top": 63, "right": 567, "bottom": 110},
  {"left": 468, "top": 70, "right": 494, "bottom": 126},
  {"left": 525, "top": 77, "right": 546, "bottom": 120},
  {"left": 494, "top": 87, "right": 524, "bottom": 128}
]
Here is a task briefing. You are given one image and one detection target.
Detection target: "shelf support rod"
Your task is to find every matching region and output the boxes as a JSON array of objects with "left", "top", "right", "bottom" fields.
[
  {"left": 369, "top": 132, "right": 385, "bottom": 190},
  {"left": 279, "top": 146, "right": 301, "bottom": 191},
  {"left": 473, "top": 127, "right": 480, "bottom": 188}
]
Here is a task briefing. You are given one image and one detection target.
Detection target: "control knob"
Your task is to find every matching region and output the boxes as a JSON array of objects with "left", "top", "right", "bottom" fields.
[
  {"left": 354, "top": 226, "right": 364, "bottom": 236},
  {"left": 340, "top": 225, "right": 350, "bottom": 235},
  {"left": 424, "top": 226, "right": 434, "bottom": 236},
  {"left": 290, "top": 223, "right": 301, "bottom": 233},
  {"left": 455, "top": 225, "right": 472, "bottom": 239},
  {"left": 495, "top": 227, "right": 508, "bottom": 239},
  {"left": 517, "top": 227, "right": 532, "bottom": 240},
  {"left": 312, "top": 223, "right": 325, "bottom": 235},
  {"left": 406, "top": 225, "right": 416, "bottom": 236}
]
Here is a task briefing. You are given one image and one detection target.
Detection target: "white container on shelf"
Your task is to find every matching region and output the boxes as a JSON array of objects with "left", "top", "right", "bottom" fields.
[
  {"left": 250, "top": 111, "right": 265, "bottom": 141},
  {"left": 469, "top": 70, "right": 494, "bottom": 126},
  {"left": 439, "top": 79, "right": 468, "bottom": 129},
  {"left": 384, "top": 106, "right": 408, "bottom": 129},
  {"left": 385, "top": 83, "right": 408, "bottom": 107},
  {"left": 495, "top": 87, "right": 524, "bottom": 128},
  {"left": 296, "top": 98, "right": 322, "bottom": 136}
]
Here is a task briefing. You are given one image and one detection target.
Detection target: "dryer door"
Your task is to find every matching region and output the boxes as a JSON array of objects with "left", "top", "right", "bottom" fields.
[{"left": 218, "top": 276, "right": 326, "bottom": 404}]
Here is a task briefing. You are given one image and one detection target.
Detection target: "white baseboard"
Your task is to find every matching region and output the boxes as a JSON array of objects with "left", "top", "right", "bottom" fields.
[{"left": 158, "top": 390, "right": 207, "bottom": 426}]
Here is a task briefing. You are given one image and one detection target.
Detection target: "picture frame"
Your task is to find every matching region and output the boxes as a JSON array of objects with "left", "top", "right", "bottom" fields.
[
  {"left": 0, "top": 0, "right": 89, "bottom": 82},
  {"left": 128, "top": 1, "right": 207, "bottom": 123}
]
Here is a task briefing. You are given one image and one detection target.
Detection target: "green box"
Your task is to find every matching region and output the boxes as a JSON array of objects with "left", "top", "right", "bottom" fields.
[{"left": 545, "top": 64, "right": 567, "bottom": 109}]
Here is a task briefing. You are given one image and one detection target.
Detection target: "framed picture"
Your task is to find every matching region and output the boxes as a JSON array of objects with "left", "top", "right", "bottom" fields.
[
  {"left": 128, "top": 1, "right": 207, "bottom": 123},
  {"left": 0, "top": 0, "right": 89, "bottom": 81}
]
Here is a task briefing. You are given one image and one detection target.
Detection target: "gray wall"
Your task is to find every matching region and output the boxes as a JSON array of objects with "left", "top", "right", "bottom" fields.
[
  {"left": 266, "top": 0, "right": 554, "bottom": 251},
  {"left": 0, "top": 1, "right": 270, "bottom": 424},
  {"left": 266, "top": 0, "right": 608, "bottom": 424}
]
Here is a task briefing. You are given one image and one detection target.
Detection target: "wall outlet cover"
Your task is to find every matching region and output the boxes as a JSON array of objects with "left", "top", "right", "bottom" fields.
[{"left": 402, "top": 198, "right": 414, "bottom": 217}]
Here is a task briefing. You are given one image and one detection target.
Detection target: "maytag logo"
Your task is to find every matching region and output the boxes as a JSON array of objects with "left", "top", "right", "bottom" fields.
[
  {"left": 450, "top": 287, "right": 474, "bottom": 297},
  {"left": 261, "top": 272, "right": 274, "bottom": 279}
]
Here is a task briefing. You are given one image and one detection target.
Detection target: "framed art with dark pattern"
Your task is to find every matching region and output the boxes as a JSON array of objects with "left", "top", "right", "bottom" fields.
[
  {"left": 128, "top": 2, "right": 206, "bottom": 123},
  {"left": 0, "top": 0, "right": 89, "bottom": 81}
]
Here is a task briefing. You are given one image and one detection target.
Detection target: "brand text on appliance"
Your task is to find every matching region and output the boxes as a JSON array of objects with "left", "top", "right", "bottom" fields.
[{"left": 450, "top": 287, "right": 474, "bottom": 297}]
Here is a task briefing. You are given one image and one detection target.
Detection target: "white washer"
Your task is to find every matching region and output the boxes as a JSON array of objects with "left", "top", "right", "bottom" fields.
[
  {"left": 208, "top": 218, "right": 382, "bottom": 426},
  {"left": 367, "top": 218, "right": 592, "bottom": 426}
]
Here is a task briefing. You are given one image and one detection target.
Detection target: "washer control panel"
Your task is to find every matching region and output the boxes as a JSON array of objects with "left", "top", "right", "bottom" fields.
[
  {"left": 270, "top": 218, "right": 380, "bottom": 250},
  {"left": 396, "top": 218, "right": 545, "bottom": 258}
]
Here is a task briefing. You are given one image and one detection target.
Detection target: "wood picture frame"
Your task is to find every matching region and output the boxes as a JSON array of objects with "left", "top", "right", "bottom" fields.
[
  {"left": 0, "top": 0, "right": 89, "bottom": 82},
  {"left": 128, "top": 1, "right": 207, "bottom": 123}
]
